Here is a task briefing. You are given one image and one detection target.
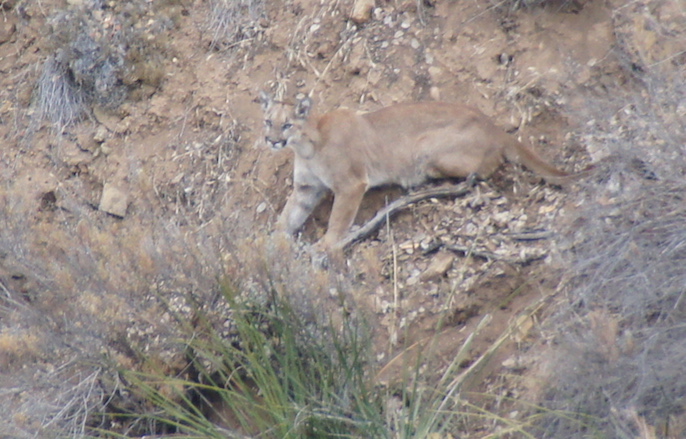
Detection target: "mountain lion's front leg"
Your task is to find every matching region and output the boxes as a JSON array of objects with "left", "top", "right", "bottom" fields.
[
  {"left": 320, "top": 182, "right": 367, "bottom": 250},
  {"left": 278, "top": 182, "right": 326, "bottom": 235}
]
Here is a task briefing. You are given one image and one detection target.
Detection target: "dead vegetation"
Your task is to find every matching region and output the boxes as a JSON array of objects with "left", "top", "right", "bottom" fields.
[
  {"left": 1, "top": 0, "right": 685, "bottom": 437},
  {"left": 535, "top": 34, "right": 686, "bottom": 437},
  {"left": 32, "top": 0, "right": 175, "bottom": 129},
  {"left": 207, "top": 0, "right": 266, "bottom": 50}
]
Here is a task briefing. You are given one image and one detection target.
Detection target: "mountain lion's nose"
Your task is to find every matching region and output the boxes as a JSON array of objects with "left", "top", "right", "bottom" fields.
[{"left": 266, "top": 137, "right": 286, "bottom": 150}]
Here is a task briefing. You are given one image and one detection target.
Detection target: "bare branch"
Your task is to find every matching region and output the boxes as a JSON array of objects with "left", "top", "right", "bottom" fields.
[{"left": 340, "top": 182, "right": 473, "bottom": 250}]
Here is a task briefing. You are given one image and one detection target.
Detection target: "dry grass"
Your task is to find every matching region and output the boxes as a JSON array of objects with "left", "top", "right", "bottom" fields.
[
  {"left": 533, "top": 9, "right": 686, "bottom": 437},
  {"left": 0, "top": 127, "right": 346, "bottom": 436},
  {"left": 207, "top": 0, "right": 265, "bottom": 51},
  {"left": 32, "top": 0, "right": 173, "bottom": 130},
  {"left": 34, "top": 51, "right": 91, "bottom": 129},
  {"left": 0, "top": 178, "right": 230, "bottom": 437},
  {"left": 3, "top": 0, "right": 686, "bottom": 436}
]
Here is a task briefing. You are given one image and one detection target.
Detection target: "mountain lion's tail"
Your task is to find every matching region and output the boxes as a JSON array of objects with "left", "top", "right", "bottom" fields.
[{"left": 505, "top": 138, "right": 570, "bottom": 185}]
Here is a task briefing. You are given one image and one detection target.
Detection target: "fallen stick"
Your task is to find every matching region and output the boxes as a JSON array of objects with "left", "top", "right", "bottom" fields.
[
  {"left": 441, "top": 243, "right": 501, "bottom": 261},
  {"left": 441, "top": 243, "right": 547, "bottom": 264},
  {"left": 339, "top": 182, "right": 473, "bottom": 250}
]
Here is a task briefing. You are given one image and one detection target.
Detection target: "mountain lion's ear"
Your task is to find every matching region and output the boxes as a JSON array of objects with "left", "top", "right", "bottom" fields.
[
  {"left": 294, "top": 96, "right": 312, "bottom": 119},
  {"left": 258, "top": 91, "right": 272, "bottom": 111}
]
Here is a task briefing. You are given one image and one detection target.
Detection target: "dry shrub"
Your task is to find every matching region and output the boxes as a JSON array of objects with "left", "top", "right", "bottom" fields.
[
  {"left": 536, "top": 5, "right": 686, "bottom": 436},
  {"left": 207, "top": 0, "right": 265, "bottom": 50},
  {"left": 33, "top": 0, "right": 174, "bottom": 129},
  {"left": 34, "top": 52, "right": 91, "bottom": 129},
  {"left": 0, "top": 148, "right": 344, "bottom": 436}
]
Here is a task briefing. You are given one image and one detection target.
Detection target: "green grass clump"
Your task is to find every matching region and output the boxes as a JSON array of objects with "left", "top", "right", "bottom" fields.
[
  {"left": 95, "top": 277, "right": 512, "bottom": 438},
  {"left": 100, "top": 284, "right": 386, "bottom": 438}
]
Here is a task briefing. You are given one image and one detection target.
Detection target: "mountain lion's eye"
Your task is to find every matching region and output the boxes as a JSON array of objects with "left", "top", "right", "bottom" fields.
[{"left": 282, "top": 123, "right": 293, "bottom": 130}]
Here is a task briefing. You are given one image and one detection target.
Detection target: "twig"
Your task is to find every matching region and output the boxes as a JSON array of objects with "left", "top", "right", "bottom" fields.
[
  {"left": 443, "top": 243, "right": 547, "bottom": 265},
  {"left": 441, "top": 244, "right": 501, "bottom": 261},
  {"left": 0, "top": 279, "right": 11, "bottom": 298},
  {"left": 339, "top": 182, "right": 473, "bottom": 250},
  {"left": 388, "top": 202, "right": 399, "bottom": 351},
  {"left": 503, "top": 229, "right": 554, "bottom": 241}
]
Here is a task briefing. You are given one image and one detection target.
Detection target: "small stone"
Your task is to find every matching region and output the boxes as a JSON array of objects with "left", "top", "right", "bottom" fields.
[
  {"left": 92, "top": 106, "right": 125, "bottom": 133},
  {"left": 425, "top": 51, "right": 434, "bottom": 64},
  {"left": 75, "top": 128, "right": 98, "bottom": 153},
  {"left": 256, "top": 202, "right": 267, "bottom": 213},
  {"left": 93, "top": 126, "right": 108, "bottom": 143},
  {"left": 351, "top": 0, "right": 375, "bottom": 24},
  {"left": 502, "top": 357, "right": 518, "bottom": 369},
  {"left": 100, "top": 143, "right": 113, "bottom": 155},
  {"left": 99, "top": 184, "right": 129, "bottom": 218},
  {"left": 430, "top": 86, "right": 441, "bottom": 101},
  {"left": 420, "top": 251, "right": 455, "bottom": 281},
  {"left": 399, "top": 240, "right": 416, "bottom": 254}
]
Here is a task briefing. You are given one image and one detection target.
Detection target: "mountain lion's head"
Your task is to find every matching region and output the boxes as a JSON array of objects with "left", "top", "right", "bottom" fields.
[{"left": 259, "top": 91, "right": 312, "bottom": 152}]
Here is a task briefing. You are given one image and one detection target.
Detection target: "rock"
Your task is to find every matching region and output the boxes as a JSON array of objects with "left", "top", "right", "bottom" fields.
[
  {"left": 420, "top": 251, "right": 455, "bottom": 281},
  {"left": 99, "top": 184, "right": 129, "bottom": 218},
  {"left": 346, "top": 39, "right": 369, "bottom": 75},
  {"left": 0, "top": 13, "right": 17, "bottom": 44},
  {"left": 93, "top": 126, "right": 108, "bottom": 144},
  {"left": 93, "top": 106, "right": 126, "bottom": 133},
  {"left": 75, "top": 127, "right": 99, "bottom": 153},
  {"left": 351, "top": 0, "right": 375, "bottom": 24},
  {"left": 60, "top": 140, "right": 93, "bottom": 167},
  {"left": 99, "top": 142, "right": 114, "bottom": 155}
]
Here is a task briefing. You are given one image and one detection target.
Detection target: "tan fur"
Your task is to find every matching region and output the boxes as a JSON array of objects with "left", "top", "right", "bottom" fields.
[{"left": 259, "top": 92, "right": 569, "bottom": 250}]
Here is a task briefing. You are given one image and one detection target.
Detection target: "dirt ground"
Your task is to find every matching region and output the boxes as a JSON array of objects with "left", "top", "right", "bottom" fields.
[{"left": 1, "top": 0, "right": 684, "bottom": 435}]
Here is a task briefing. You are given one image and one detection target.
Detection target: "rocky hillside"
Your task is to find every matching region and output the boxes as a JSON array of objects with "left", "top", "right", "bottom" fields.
[{"left": 1, "top": 0, "right": 685, "bottom": 437}]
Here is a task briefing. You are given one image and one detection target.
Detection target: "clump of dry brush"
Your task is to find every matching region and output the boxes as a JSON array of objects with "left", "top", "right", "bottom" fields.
[
  {"left": 207, "top": 0, "right": 266, "bottom": 50},
  {"left": 34, "top": 0, "right": 174, "bottom": 128},
  {"left": 537, "top": 35, "right": 686, "bottom": 438}
]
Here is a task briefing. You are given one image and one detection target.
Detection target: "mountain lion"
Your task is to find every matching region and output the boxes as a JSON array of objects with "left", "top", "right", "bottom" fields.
[{"left": 259, "top": 92, "right": 569, "bottom": 251}]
